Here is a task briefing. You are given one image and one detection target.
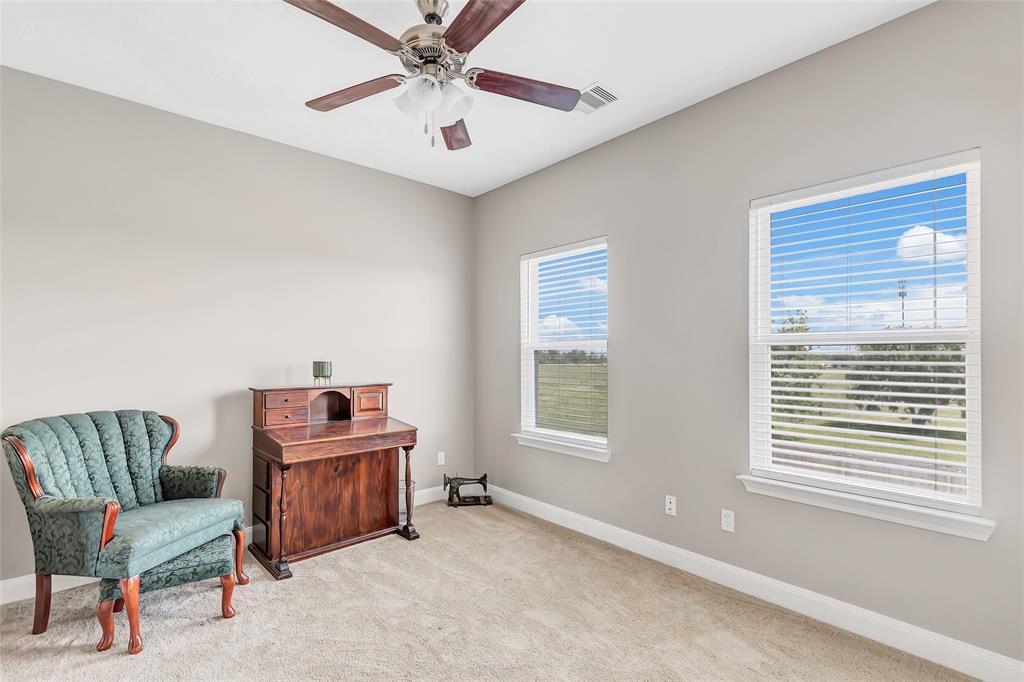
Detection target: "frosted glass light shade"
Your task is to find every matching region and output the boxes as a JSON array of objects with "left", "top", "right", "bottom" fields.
[
  {"left": 435, "top": 82, "right": 474, "bottom": 127},
  {"left": 393, "top": 75, "right": 442, "bottom": 119},
  {"left": 393, "top": 90, "right": 419, "bottom": 120}
]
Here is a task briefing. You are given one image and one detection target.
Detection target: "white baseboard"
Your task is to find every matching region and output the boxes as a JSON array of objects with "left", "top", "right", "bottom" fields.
[
  {"left": 414, "top": 485, "right": 446, "bottom": 505},
  {"left": 489, "top": 485, "right": 1024, "bottom": 682},
  {"left": 1, "top": 488, "right": 446, "bottom": 607}
]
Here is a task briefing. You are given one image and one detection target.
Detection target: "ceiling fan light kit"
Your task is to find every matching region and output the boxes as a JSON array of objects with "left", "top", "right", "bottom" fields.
[
  {"left": 393, "top": 75, "right": 442, "bottom": 117},
  {"left": 284, "top": 0, "right": 582, "bottom": 151},
  {"left": 436, "top": 83, "right": 473, "bottom": 126}
]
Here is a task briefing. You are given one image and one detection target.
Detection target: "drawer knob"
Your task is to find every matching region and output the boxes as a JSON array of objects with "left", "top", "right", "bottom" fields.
[
  {"left": 284, "top": 415, "right": 290, "bottom": 419},
  {"left": 283, "top": 398, "right": 289, "bottom": 403}
]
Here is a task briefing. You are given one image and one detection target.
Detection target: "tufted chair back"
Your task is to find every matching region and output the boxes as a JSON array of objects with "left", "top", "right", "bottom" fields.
[{"left": 3, "top": 410, "right": 176, "bottom": 511}]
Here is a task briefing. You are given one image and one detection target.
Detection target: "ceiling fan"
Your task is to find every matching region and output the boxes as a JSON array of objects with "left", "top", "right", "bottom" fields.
[{"left": 284, "top": 0, "right": 581, "bottom": 151}]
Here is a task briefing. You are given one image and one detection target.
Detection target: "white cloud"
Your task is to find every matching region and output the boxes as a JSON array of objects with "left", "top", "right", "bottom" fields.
[
  {"left": 896, "top": 225, "right": 966, "bottom": 262},
  {"left": 837, "top": 281, "right": 968, "bottom": 331},
  {"left": 786, "top": 281, "right": 969, "bottom": 333},
  {"left": 539, "top": 314, "right": 581, "bottom": 339},
  {"left": 780, "top": 295, "right": 825, "bottom": 310},
  {"left": 578, "top": 276, "right": 608, "bottom": 294}
]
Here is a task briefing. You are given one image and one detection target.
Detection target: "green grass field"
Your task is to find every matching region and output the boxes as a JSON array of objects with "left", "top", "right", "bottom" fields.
[
  {"left": 768, "top": 360, "right": 968, "bottom": 494},
  {"left": 527, "top": 350, "right": 967, "bottom": 489},
  {"left": 535, "top": 361, "right": 608, "bottom": 437}
]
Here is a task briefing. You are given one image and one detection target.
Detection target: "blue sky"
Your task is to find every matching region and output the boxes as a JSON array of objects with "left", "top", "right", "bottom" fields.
[
  {"left": 536, "top": 247, "right": 608, "bottom": 342},
  {"left": 769, "top": 173, "right": 969, "bottom": 334}
]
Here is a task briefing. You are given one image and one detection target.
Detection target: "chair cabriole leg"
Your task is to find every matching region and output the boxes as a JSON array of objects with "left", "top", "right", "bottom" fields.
[
  {"left": 32, "top": 574, "right": 51, "bottom": 634},
  {"left": 119, "top": 575, "right": 143, "bottom": 654},
  {"left": 96, "top": 600, "right": 115, "bottom": 651},
  {"left": 232, "top": 529, "right": 250, "bottom": 585},
  {"left": 220, "top": 574, "right": 235, "bottom": 618}
]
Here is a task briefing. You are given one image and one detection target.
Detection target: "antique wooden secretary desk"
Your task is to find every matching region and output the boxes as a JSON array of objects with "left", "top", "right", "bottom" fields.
[{"left": 248, "top": 383, "right": 418, "bottom": 579}]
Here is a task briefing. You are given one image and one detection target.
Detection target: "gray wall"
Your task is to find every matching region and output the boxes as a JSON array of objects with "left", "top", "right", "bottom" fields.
[
  {"left": 0, "top": 67, "right": 476, "bottom": 579},
  {"left": 473, "top": 1, "right": 1022, "bottom": 659},
  {"left": 2, "top": 0, "right": 1021, "bottom": 662}
]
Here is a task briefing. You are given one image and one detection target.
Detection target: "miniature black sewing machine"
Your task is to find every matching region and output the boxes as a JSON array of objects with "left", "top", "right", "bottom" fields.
[{"left": 443, "top": 473, "right": 493, "bottom": 507}]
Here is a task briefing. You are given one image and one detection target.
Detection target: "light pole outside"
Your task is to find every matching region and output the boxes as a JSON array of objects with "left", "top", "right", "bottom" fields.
[{"left": 898, "top": 279, "right": 908, "bottom": 328}]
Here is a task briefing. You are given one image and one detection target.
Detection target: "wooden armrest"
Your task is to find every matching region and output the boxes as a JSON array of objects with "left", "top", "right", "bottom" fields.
[
  {"left": 100, "top": 501, "right": 120, "bottom": 550},
  {"left": 3, "top": 435, "right": 43, "bottom": 499}
]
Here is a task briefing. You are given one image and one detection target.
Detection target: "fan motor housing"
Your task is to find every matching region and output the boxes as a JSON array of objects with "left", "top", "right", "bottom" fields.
[{"left": 400, "top": 23, "right": 448, "bottom": 69}]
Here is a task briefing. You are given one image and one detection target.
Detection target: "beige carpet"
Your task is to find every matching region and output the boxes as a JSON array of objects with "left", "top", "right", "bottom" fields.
[{"left": 1, "top": 502, "right": 966, "bottom": 680}]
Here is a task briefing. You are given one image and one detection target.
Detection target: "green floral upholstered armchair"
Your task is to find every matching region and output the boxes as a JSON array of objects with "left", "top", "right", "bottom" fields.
[{"left": 2, "top": 410, "right": 249, "bottom": 653}]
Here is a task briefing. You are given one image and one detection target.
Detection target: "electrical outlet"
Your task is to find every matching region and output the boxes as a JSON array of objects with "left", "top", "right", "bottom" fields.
[
  {"left": 437, "top": 451, "right": 445, "bottom": 466},
  {"left": 721, "top": 509, "right": 735, "bottom": 533},
  {"left": 664, "top": 495, "right": 677, "bottom": 517}
]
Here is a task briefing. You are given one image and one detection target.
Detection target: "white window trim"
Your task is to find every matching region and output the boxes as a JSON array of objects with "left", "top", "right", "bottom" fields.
[
  {"left": 737, "top": 474, "right": 996, "bottom": 541},
  {"left": 511, "top": 430, "right": 612, "bottom": 462},
  {"left": 516, "top": 236, "right": 610, "bottom": 462},
  {"left": 746, "top": 149, "right": 992, "bottom": 533}
]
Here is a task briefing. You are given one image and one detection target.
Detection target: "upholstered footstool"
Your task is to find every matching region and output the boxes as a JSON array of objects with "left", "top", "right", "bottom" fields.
[{"left": 96, "top": 534, "right": 237, "bottom": 654}]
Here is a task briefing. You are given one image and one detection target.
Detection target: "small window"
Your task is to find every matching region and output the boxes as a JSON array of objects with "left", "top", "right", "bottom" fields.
[
  {"left": 515, "top": 237, "right": 609, "bottom": 460},
  {"left": 749, "top": 151, "right": 981, "bottom": 513}
]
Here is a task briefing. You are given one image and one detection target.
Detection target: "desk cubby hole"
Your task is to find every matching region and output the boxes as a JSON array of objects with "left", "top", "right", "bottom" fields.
[{"left": 309, "top": 390, "right": 351, "bottom": 423}]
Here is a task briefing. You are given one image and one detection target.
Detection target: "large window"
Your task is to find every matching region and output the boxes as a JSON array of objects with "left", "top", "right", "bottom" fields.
[
  {"left": 515, "top": 237, "right": 609, "bottom": 461},
  {"left": 749, "top": 152, "right": 981, "bottom": 514}
]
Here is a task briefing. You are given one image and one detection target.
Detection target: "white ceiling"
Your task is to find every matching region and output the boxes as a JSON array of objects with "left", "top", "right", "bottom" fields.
[{"left": 2, "top": 0, "right": 928, "bottom": 197}]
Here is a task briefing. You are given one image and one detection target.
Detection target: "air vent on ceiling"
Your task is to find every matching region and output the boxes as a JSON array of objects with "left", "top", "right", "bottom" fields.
[{"left": 575, "top": 84, "right": 618, "bottom": 114}]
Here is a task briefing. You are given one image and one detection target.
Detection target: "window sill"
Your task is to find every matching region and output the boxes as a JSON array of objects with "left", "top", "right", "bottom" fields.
[
  {"left": 511, "top": 432, "right": 611, "bottom": 462},
  {"left": 737, "top": 474, "right": 996, "bottom": 541}
]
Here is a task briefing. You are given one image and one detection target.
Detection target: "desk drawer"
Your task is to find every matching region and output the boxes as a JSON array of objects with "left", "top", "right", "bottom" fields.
[
  {"left": 253, "top": 456, "right": 270, "bottom": 491},
  {"left": 252, "top": 518, "right": 268, "bottom": 555},
  {"left": 252, "top": 486, "right": 270, "bottom": 525},
  {"left": 264, "top": 391, "right": 308, "bottom": 409},
  {"left": 352, "top": 386, "right": 387, "bottom": 418},
  {"left": 264, "top": 406, "right": 308, "bottom": 427}
]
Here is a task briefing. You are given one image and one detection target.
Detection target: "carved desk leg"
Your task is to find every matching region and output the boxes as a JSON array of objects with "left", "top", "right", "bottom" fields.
[
  {"left": 32, "top": 574, "right": 51, "bottom": 634},
  {"left": 398, "top": 445, "right": 420, "bottom": 541},
  {"left": 276, "top": 465, "right": 292, "bottom": 577},
  {"left": 96, "top": 600, "right": 115, "bottom": 651},
  {"left": 119, "top": 575, "right": 143, "bottom": 655},
  {"left": 220, "top": 574, "right": 236, "bottom": 618}
]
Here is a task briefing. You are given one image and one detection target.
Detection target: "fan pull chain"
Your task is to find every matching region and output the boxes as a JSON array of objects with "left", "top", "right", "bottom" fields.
[{"left": 430, "top": 111, "right": 436, "bottom": 148}]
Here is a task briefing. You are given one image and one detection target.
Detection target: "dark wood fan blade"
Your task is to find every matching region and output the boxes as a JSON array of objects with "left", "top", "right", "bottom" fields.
[
  {"left": 472, "top": 69, "right": 580, "bottom": 112},
  {"left": 284, "top": 0, "right": 403, "bottom": 53},
  {"left": 441, "top": 119, "right": 472, "bottom": 150},
  {"left": 306, "top": 76, "right": 402, "bottom": 111},
  {"left": 443, "top": 0, "right": 525, "bottom": 55}
]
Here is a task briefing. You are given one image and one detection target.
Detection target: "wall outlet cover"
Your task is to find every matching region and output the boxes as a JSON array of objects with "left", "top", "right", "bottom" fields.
[
  {"left": 665, "top": 495, "right": 677, "bottom": 517},
  {"left": 721, "top": 509, "right": 735, "bottom": 533},
  {"left": 437, "top": 451, "right": 445, "bottom": 466}
]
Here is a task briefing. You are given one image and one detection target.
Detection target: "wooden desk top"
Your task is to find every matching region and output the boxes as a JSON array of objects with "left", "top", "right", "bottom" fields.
[{"left": 253, "top": 418, "right": 417, "bottom": 463}]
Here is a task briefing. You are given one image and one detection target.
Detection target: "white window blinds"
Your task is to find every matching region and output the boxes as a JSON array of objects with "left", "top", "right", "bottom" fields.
[
  {"left": 520, "top": 238, "right": 608, "bottom": 448},
  {"left": 749, "top": 151, "right": 981, "bottom": 513}
]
